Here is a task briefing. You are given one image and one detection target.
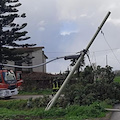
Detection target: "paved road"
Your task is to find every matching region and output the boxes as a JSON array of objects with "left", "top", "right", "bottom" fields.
[
  {"left": 110, "top": 104, "right": 120, "bottom": 120},
  {"left": 11, "top": 95, "right": 44, "bottom": 100}
]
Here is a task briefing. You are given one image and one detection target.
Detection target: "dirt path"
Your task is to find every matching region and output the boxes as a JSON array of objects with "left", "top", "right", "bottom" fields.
[
  {"left": 109, "top": 104, "right": 120, "bottom": 120},
  {"left": 11, "top": 95, "right": 44, "bottom": 100}
]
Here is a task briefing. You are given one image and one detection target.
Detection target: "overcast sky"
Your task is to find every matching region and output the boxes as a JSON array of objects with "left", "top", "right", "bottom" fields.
[{"left": 17, "top": 0, "right": 120, "bottom": 73}]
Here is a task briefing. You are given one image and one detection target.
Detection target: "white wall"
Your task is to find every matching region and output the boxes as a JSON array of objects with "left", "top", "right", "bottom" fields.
[
  {"left": 32, "top": 49, "right": 46, "bottom": 72},
  {"left": 4, "top": 48, "right": 47, "bottom": 73},
  {"left": 4, "top": 61, "right": 15, "bottom": 71}
]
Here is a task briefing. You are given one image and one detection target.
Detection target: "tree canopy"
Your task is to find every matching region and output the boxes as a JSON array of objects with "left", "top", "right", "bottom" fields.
[
  {"left": 64, "top": 65, "right": 120, "bottom": 106},
  {"left": 0, "top": 0, "right": 35, "bottom": 64}
]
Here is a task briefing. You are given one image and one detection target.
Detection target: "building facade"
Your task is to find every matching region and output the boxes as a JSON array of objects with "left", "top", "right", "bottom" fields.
[{"left": 5, "top": 47, "right": 48, "bottom": 73}]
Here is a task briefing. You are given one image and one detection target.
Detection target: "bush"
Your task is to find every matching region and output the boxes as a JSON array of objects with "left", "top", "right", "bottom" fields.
[
  {"left": 64, "top": 65, "right": 120, "bottom": 106},
  {"left": 65, "top": 101, "right": 107, "bottom": 119},
  {"left": 25, "top": 95, "right": 51, "bottom": 108}
]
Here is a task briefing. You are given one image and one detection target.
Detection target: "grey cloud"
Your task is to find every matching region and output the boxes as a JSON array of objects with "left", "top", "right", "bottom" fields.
[{"left": 17, "top": 0, "right": 120, "bottom": 73}]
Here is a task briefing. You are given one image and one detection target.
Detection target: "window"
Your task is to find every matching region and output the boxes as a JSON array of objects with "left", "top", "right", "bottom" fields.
[
  {"left": 4, "top": 72, "right": 16, "bottom": 81},
  {"left": 2, "top": 71, "right": 16, "bottom": 84}
]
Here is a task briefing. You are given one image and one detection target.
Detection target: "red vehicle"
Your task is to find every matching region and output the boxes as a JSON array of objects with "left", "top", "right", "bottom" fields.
[{"left": 0, "top": 69, "right": 23, "bottom": 98}]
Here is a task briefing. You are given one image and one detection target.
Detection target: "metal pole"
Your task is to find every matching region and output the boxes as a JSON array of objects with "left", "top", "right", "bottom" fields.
[{"left": 45, "top": 11, "right": 111, "bottom": 111}]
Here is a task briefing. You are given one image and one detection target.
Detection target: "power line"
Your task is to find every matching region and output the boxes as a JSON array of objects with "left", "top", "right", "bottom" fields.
[
  {"left": 45, "top": 48, "right": 120, "bottom": 55},
  {"left": 101, "top": 30, "right": 120, "bottom": 66},
  {"left": 45, "top": 52, "right": 76, "bottom": 53},
  {"left": 91, "top": 48, "right": 120, "bottom": 53}
]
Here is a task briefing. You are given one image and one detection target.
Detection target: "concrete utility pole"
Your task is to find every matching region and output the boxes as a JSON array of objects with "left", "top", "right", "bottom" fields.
[
  {"left": 45, "top": 11, "right": 111, "bottom": 111},
  {"left": 106, "top": 55, "right": 108, "bottom": 66}
]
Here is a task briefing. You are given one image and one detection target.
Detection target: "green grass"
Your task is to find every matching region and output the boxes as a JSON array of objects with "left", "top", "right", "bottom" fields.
[
  {"left": 0, "top": 100, "right": 111, "bottom": 120},
  {"left": 19, "top": 89, "right": 52, "bottom": 95},
  {"left": 114, "top": 76, "right": 120, "bottom": 83}
]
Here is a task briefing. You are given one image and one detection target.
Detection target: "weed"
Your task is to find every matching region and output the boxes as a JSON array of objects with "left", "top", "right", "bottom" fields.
[{"left": 0, "top": 100, "right": 111, "bottom": 120}]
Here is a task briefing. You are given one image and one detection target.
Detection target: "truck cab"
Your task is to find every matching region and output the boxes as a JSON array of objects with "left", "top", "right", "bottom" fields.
[{"left": 0, "top": 69, "right": 23, "bottom": 98}]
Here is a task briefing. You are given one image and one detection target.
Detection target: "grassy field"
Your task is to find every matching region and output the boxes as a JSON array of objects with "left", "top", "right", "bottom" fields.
[
  {"left": 19, "top": 89, "right": 52, "bottom": 95},
  {"left": 114, "top": 76, "right": 120, "bottom": 83},
  {"left": 0, "top": 99, "right": 111, "bottom": 120}
]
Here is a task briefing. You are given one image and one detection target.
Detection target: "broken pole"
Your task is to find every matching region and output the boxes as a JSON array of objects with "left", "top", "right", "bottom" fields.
[{"left": 45, "top": 11, "right": 111, "bottom": 111}]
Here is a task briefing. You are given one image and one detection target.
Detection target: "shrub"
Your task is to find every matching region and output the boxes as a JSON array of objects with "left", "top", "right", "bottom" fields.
[
  {"left": 0, "top": 100, "right": 27, "bottom": 110},
  {"left": 64, "top": 65, "right": 120, "bottom": 106},
  {"left": 65, "top": 101, "right": 107, "bottom": 119}
]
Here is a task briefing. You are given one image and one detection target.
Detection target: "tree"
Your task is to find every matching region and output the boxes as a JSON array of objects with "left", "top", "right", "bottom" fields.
[
  {"left": 0, "top": 0, "right": 35, "bottom": 65},
  {"left": 95, "top": 65, "right": 115, "bottom": 83},
  {"left": 64, "top": 65, "right": 120, "bottom": 106}
]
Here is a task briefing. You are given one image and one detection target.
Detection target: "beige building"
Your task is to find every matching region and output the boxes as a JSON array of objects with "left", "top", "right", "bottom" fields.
[{"left": 5, "top": 47, "right": 48, "bottom": 73}]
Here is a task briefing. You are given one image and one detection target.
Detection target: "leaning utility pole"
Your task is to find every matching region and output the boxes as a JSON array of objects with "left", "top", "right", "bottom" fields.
[{"left": 45, "top": 11, "right": 111, "bottom": 111}]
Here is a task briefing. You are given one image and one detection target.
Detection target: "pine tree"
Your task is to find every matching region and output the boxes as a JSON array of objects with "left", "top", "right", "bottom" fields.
[{"left": 0, "top": 0, "right": 35, "bottom": 64}]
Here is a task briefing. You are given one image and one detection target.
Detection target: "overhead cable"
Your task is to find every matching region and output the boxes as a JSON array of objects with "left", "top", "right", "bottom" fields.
[{"left": 101, "top": 30, "right": 120, "bottom": 65}]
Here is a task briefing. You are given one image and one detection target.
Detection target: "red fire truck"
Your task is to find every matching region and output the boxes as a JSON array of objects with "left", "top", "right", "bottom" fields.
[{"left": 0, "top": 69, "right": 23, "bottom": 98}]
